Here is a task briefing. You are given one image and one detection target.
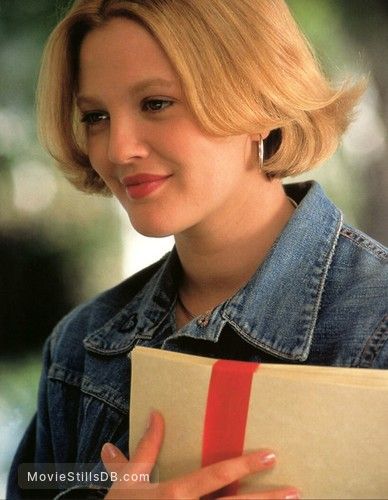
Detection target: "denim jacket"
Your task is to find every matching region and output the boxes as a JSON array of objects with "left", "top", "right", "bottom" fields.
[{"left": 7, "top": 181, "right": 388, "bottom": 499}]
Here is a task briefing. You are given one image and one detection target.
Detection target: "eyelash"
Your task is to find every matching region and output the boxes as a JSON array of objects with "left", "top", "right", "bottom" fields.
[
  {"left": 80, "top": 99, "right": 174, "bottom": 125},
  {"left": 80, "top": 112, "right": 108, "bottom": 125},
  {"left": 142, "top": 99, "right": 173, "bottom": 112}
]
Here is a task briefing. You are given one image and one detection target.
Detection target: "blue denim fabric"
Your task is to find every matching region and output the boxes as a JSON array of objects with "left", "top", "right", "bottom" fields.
[{"left": 7, "top": 181, "right": 388, "bottom": 498}]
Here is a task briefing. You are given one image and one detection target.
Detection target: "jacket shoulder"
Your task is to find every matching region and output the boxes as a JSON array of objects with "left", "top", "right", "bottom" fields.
[
  {"left": 317, "top": 223, "right": 388, "bottom": 367},
  {"left": 323, "top": 222, "right": 387, "bottom": 305},
  {"left": 339, "top": 223, "right": 387, "bottom": 262},
  {"left": 333, "top": 223, "right": 387, "bottom": 300}
]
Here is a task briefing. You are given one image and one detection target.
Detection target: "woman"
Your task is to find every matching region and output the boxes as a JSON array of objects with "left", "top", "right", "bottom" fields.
[{"left": 8, "top": 0, "right": 387, "bottom": 498}]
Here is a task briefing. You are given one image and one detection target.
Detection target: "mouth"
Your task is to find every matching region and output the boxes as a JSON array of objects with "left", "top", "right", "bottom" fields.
[{"left": 122, "top": 173, "right": 172, "bottom": 199}]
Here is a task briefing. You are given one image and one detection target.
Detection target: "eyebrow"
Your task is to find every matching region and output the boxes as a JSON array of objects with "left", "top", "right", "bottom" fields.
[{"left": 76, "top": 78, "right": 176, "bottom": 107}]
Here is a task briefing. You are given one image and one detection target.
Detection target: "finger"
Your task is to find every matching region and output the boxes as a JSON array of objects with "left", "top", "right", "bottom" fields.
[
  {"left": 127, "top": 410, "right": 165, "bottom": 476},
  {"left": 101, "top": 443, "right": 128, "bottom": 474},
  {"left": 164, "top": 449, "right": 276, "bottom": 499},
  {"left": 218, "top": 486, "right": 301, "bottom": 499}
]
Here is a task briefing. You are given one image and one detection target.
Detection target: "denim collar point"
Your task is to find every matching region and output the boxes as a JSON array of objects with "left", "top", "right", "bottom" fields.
[
  {"left": 83, "top": 309, "right": 139, "bottom": 354},
  {"left": 83, "top": 254, "right": 175, "bottom": 354}
]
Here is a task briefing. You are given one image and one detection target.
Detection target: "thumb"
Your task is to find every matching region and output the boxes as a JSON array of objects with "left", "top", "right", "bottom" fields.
[{"left": 101, "top": 443, "right": 128, "bottom": 474}]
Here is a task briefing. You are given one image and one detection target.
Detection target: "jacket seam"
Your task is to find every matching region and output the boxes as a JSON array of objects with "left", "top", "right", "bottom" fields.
[
  {"left": 340, "top": 225, "right": 387, "bottom": 261},
  {"left": 354, "top": 314, "right": 388, "bottom": 367},
  {"left": 48, "top": 364, "right": 128, "bottom": 414}
]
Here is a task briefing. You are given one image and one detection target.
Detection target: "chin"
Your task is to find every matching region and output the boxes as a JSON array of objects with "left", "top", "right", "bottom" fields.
[
  {"left": 129, "top": 215, "right": 176, "bottom": 238},
  {"left": 136, "top": 227, "right": 174, "bottom": 238}
]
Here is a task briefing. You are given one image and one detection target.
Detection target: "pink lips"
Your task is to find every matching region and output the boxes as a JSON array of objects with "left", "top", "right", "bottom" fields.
[{"left": 122, "top": 173, "right": 171, "bottom": 199}]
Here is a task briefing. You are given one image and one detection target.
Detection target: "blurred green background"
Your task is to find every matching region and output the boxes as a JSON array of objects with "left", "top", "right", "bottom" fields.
[{"left": 1, "top": 0, "right": 387, "bottom": 496}]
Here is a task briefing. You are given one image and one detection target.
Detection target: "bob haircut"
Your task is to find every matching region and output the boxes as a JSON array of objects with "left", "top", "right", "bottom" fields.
[{"left": 37, "top": 0, "right": 365, "bottom": 194}]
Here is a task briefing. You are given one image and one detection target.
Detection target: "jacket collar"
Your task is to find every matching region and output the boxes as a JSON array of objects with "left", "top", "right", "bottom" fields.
[
  {"left": 220, "top": 181, "right": 343, "bottom": 361},
  {"left": 84, "top": 181, "right": 342, "bottom": 362},
  {"left": 83, "top": 249, "right": 180, "bottom": 354}
]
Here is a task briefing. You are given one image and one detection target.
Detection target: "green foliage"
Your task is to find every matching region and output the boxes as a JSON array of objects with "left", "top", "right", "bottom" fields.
[{"left": 0, "top": 353, "right": 41, "bottom": 410}]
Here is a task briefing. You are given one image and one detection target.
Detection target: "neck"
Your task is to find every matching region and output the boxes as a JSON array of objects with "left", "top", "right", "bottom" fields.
[{"left": 174, "top": 178, "right": 295, "bottom": 314}]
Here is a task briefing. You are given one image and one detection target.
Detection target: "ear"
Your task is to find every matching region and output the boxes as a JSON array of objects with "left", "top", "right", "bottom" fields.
[{"left": 250, "top": 130, "right": 270, "bottom": 141}]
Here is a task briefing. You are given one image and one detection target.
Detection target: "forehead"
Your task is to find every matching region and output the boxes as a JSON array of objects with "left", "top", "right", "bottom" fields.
[{"left": 78, "top": 18, "right": 179, "bottom": 94}]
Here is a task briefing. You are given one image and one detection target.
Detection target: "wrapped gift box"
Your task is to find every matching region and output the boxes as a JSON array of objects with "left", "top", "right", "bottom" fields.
[{"left": 129, "top": 346, "right": 388, "bottom": 499}]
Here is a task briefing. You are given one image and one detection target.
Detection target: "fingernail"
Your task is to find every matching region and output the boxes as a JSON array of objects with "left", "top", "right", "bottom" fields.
[
  {"left": 102, "top": 443, "right": 117, "bottom": 460},
  {"left": 258, "top": 450, "right": 276, "bottom": 466},
  {"left": 284, "top": 489, "right": 301, "bottom": 499}
]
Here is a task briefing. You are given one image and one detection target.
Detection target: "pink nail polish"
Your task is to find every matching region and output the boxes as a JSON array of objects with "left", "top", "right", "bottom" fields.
[
  {"left": 103, "top": 443, "right": 117, "bottom": 459},
  {"left": 259, "top": 451, "right": 276, "bottom": 466},
  {"left": 284, "top": 489, "right": 301, "bottom": 499}
]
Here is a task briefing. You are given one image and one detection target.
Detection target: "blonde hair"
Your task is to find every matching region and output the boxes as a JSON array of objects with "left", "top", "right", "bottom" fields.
[{"left": 37, "top": 0, "right": 366, "bottom": 194}]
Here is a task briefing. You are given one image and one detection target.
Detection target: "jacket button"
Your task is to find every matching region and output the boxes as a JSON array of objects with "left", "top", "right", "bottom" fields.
[
  {"left": 120, "top": 314, "right": 137, "bottom": 332},
  {"left": 197, "top": 313, "right": 210, "bottom": 327}
]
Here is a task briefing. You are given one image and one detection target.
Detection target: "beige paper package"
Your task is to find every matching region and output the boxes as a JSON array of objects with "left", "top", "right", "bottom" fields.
[{"left": 130, "top": 346, "right": 388, "bottom": 499}]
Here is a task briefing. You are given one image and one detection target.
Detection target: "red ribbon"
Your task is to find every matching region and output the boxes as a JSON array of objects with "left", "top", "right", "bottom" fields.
[{"left": 201, "top": 359, "right": 259, "bottom": 499}]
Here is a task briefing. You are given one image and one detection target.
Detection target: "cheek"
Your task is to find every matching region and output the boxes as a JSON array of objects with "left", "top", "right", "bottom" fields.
[
  {"left": 164, "top": 119, "right": 247, "bottom": 170},
  {"left": 156, "top": 127, "right": 197, "bottom": 162},
  {"left": 87, "top": 137, "right": 109, "bottom": 177}
]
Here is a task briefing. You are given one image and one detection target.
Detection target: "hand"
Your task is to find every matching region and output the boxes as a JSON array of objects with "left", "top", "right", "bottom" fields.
[{"left": 101, "top": 411, "right": 300, "bottom": 499}]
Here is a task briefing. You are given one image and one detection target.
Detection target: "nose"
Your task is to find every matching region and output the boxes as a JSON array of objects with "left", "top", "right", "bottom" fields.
[{"left": 107, "top": 115, "right": 150, "bottom": 165}]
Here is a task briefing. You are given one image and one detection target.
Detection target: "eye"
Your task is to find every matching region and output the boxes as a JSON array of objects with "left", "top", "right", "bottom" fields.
[
  {"left": 80, "top": 111, "right": 109, "bottom": 125},
  {"left": 142, "top": 99, "right": 173, "bottom": 112}
]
